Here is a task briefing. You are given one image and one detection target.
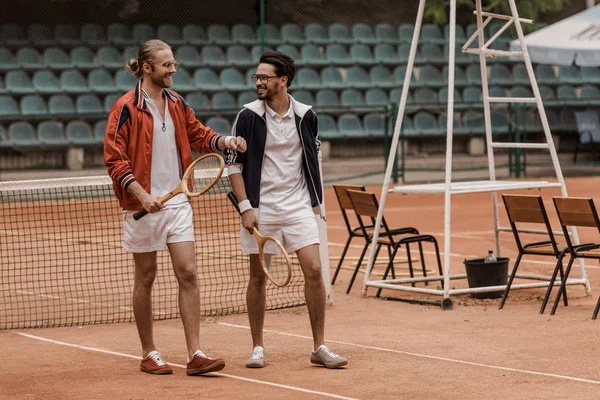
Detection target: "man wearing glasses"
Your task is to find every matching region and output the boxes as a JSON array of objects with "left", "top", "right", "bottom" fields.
[
  {"left": 104, "top": 39, "right": 246, "bottom": 376},
  {"left": 226, "top": 51, "right": 347, "bottom": 369}
]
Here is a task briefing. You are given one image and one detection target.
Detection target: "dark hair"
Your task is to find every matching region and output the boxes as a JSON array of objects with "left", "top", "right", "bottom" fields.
[
  {"left": 259, "top": 50, "right": 295, "bottom": 87},
  {"left": 126, "top": 39, "right": 171, "bottom": 78}
]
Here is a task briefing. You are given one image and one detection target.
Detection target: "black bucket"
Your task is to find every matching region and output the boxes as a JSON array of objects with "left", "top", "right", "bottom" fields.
[{"left": 463, "top": 258, "right": 509, "bottom": 299}]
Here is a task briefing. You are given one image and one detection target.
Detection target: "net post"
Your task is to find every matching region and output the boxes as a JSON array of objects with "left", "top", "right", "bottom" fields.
[{"left": 317, "top": 151, "right": 333, "bottom": 304}]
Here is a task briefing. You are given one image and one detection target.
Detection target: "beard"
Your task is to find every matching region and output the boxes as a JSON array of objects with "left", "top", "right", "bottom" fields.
[
  {"left": 257, "top": 82, "right": 279, "bottom": 100},
  {"left": 151, "top": 73, "right": 172, "bottom": 89}
]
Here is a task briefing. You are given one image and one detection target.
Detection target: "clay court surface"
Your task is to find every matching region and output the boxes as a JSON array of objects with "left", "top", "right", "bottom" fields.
[{"left": 3, "top": 177, "right": 600, "bottom": 399}]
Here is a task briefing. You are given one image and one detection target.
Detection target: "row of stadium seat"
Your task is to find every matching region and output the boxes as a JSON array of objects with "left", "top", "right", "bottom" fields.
[
  {"left": 2, "top": 65, "right": 599, "bottom": 96},
  {"left": 1, "top": 84, "right": 599, "bottom": 119},
  {"left": 0, "top": 107, "right": 578, "bottom": 150},
  {"left": 0, "top": 22, "right": 527, "bottom": 49}
]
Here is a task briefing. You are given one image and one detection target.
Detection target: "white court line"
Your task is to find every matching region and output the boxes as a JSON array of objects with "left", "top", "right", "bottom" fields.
[
  {"left": 219, "top": 323, "right": 600, "bottom": 386},
  {"left": 16, "top": 332, "right": 358, "bottom": 400}
]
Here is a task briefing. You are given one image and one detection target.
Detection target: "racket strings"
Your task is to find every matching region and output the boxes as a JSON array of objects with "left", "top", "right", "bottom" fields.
[
  {"left": 186, "top": 155, "right": 223, "bottom": 195},
  {"left": 261, "top": 239, "right": 290, "bottom": 286}
]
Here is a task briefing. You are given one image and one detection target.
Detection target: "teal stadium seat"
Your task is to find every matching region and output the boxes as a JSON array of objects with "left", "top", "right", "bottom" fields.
[
  {"left": 123, "top": 45, "right": 138, "bottom": 62},
  {"left": 211, "top": 92, "right": 237, "bottom": 110},
  {"left": 48, "top": 94, "right": 76, "bottom": 115},
  {"left": 338, "top": 114, "right": 363, "bottom": 138},
  {"left": 301, "top": 44, "right": 328, "bottom": 66},
  {"left": 390, "top": 88, "right": 413, "bottom": 106},
  {"left": 580, "top": 85, "right": 600, "bottom": 106},
  {"left": 304, "top": 23, "right": 329, "bottom": 45},
  {"left": 463, "top": 110, "right": 485, "bottom": 135},
  {"left": 400, "top": 115, "right": 417, "bottom": 137},
  {"left": 252, "top": 45, "right": 272, "bottom": 63},
  {"left": 219, "top": 68, "right": 246, "bottom": 91},
  {"left": 444, "top": 43, "right": 475, "bottom": 65},
  {"left": 0, "top": 95, "right": 19, "bottom": 117},
  {"left": 363, "top": 113, "right": 387, "bottom": 137},
  {"left": 414, "top": 111, "right": 442, "bottom": 135},
  {"left": 438, "top": 87, "right": 462, "bottom": 106},
  {"left": 510, "top": 86, "right": 534, "bottom": 106},
  {"left": 186, "top": 92, "right": 211, "bottom": 111},
  {"left": 350, "top": 44, "right": 374, "bottom": 66},
  {"left": 489, "top": 85, "right": 507, "bottom": 98},
  {"left": 70, "top": 46, "right": 96, "bottom": 69},
  {"left": 60, "top": 69, "right": 87, "bottom": 94},
  {"left": 97, "top": 46, "right": 123, "bottom": 70},
  {"left": 157, "top": 24, "right": 185, "bottom": 46},
  {"left": 421, "top": 24, "right": 444, "bottom": 44},
  {"left": 54, "top": 24, "right": 81, "bottom": 47},
  {"left": 2, "top": 24, "right": 28, "bottom": 48},
  {"left": 346, "top": 66, "right": 371, "bottom": 89},
  {"left": 418, "top": 65, "right": 444, "bottom": 87},
  {"left": 316, "top": 89, "right": 340, "bottom": 107},
  {"left": 375, "top": 24, "right": 398, "bottom": 44},
  {"left": 466, "top": 64, "right": 482, "bottom": 85},
  {"left": 132, "top": 24, "right": 155, "bottom": 44},
  {"left": 193, "top": 68, "right": 221, "bottom": 92},
  {"left": 38, "top": 121, "right": 69, "bottom": 147},
  {"left": 556, "top": 84, "right": 578, "bottom": 106},
  {"left": 488, "top": 24, "right": 513, "bottom": 45},
  {"left": 491, "top": 111, "right": 510, "bottom": 134},
  {"left": 261, "top": 24, "right": 281, "bottom": 45},
  {"left": 444, "top": 24, "right": 466, "bottom": 42},
  {"left": 16, "top": 47, "right": 44, "bottom": 70},
  {"left": 104, "top": 93, "right": 121, "bottom": 112},
  {"left": 66, "top": 120, "right": 96, "bottom": 146},
  {"left": 421, "top": 44, "right": 444, "bottom": 65},
  {"left": 0, "top": 48, "right": 15, "bottom": 72},
  {"left": 20, "top": 95, "right": 48, "bottom": 116},
  {"left": 394, "top": 65, "right": 417, "bottom": 86},
  {"left": 397, "top": 24, "right": 414, "bottom": 43},
  {"left": 397, "top": 44, "right": 414, "bottom": 63},
  {"left": 489, "top": 64, "right": 513, "bottom": 86},
  {"left": 539, "top": 85, "right": 556, "bottom": 104},
  {"left": 205, "top": 116, "right": 231, "bottom": 135},
  {"left": 237, "top": 91, "right": 256, "bottom": 107},
  {"left": 81, "top": 24, "right": 109, "bottom": 47},
  {"left": 232, "top": 24, "right": 257, "bottom": 45},
  {"left": 226, "top": 45, "right": 252, "bottom": 68},
  {"left": 296, "top": 68, "right": 322, "bottom": 90},
  {"left": 76, "top": 94, "right": 104, "bottom": 114},
  {"left": 352, "top": 23, "right": 377, "bottom": 44},
  {"left": 207, "top": 24, "right": 232, "bottom": 45},
  {"left": 32, "top": 70, "right": 60, "bottom": 94},
  {"left": 43, "top": 47, "right": 70, "bottom": 70},
  {"left": 276, "top": 45, "right": 301, "bottom": 62},
  {"left": 290, "top": 90, "right": 314, "bottom": 105},
  {"left": 365, "top": 88, "right": 389, "bottom": 106},
  {"left": 171, "top": 68, "right": 195, "bottom": 92},
  {"left": 6, "top": 70, "right": 35, "bottom": 94},
  {"left": 94, "top": 120, "right": 107, "bottom": 144},
  {"left": 115, "top": 70, "right": 138, "bottom": 91},
  {"left": 8, "top": 122, "right": 39, "bottom": 147},
  {"left": 0, "top": 125, "right": 7, "bottom": 148},
  {"left": 182, "top": 25, "right": 208, "bottom": 46},
  {"left": 176, "top": 46, "right": 203, "bottom": 69},
  {"left": 328, "top": 24, "right": 353, "bottom": 44},
  {"left": 317, "top": 114, "right": 339, "bottom": 140},
  {"left": 462, "top": 86, "right": 482, "bottom": 106},
  {"left": 558, "top": 65, "right": 584, "bottom": 85},
  {"left": 340, "top": 88, "right": 364, "bottom": 107},
  {"left": 325, "top": 44, "right": 350, "bottom": 66},
  {"left": 89, "top": 68, "right": 116, "bottom": 94},
  {"left": 413, "top": 87, "right": 437, "bottom": 105},
  {"left": 535, "top": 65, "right": 558, "bottom": 85},
  {"left": 201, "top": 46, "right": 228, "bottom": 67},
  {"left": 370, "top": 65, "right": 396, "bottom": 89},
  {"left": 439, "top": 113, "right": 469, "bottom": 135},
  {"left": 442, "top": 65, "right": 468, "bottom": 86},
  {"left": 28, "top": 24, "right": 54, "bottom": 48},
  {"left": 245, "top": 68, "right": 256, "bottom": 88},
  {"left": 581, "top": 67, "right": 600, "bottom": 84},
  {"left": 374, "top": 44, "right": 398, "bottom": 64},
  {"left": 512, "top": 64, "right": 530, "bottom": 85}
]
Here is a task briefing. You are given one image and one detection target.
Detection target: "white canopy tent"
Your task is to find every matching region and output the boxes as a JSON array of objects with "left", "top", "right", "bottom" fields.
[{"left": 510, "top": 4, "right": 600, "bottom": 66}]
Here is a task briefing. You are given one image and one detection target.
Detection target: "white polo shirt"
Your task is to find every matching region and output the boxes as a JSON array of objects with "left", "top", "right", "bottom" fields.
[
  {"left": 258, "top": 98, "right": 313, "bottom": 224},
  {"left": 144, "top": 91, "right": 187, "bottom": 207}
]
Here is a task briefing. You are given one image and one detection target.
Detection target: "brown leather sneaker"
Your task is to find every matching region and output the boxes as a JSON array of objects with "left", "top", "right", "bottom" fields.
[
  {"left": 140, "top": 351, "right": 173, "bottom": 375},
  {"left": 186, "top": 350, "right": 225, "bottom": 376}
]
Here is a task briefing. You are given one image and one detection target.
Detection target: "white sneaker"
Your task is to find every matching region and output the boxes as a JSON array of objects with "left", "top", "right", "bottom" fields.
[
  {"left": 246, "top": 346, "right": 265, "bottom": 368},
  {"left": 311, "top": 345, "right": 348, "bottom": 369}
]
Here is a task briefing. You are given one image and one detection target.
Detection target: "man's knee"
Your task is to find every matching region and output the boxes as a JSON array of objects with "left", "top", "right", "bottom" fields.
[{"left": 303, "top": 263, "right": 323, "bottom": 283}]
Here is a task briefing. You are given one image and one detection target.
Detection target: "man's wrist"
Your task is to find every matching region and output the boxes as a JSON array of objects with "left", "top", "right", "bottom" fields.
[
  {"left": 238, "top": 199, "right": 252, "bottom": 214},
  {"left": 224, "top": 136, "right": 234, "bottom": 149}
]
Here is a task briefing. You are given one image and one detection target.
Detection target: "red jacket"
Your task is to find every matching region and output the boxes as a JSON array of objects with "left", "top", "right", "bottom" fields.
[{"left": 104, "top": 80, "right": 221, "bottom": 211}]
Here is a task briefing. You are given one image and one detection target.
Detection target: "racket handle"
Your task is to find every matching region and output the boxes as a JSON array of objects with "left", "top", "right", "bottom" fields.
[
  {"left": 133, "top": 209, "right": 148, "bottom": 221},
  {"left": 227, "top": 191, "right": 242, "bottom": 215}
]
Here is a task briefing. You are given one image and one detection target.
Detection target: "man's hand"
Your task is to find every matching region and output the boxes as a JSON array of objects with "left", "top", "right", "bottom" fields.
[
  {"left": 227, "top": 136, "right": 247, "bottom": 153},
  {"left": 241, "top": 209, "right": 258, "bottom": 234},
  {"left": 141, "top": 193, "right": 164, "bottom": 214}
]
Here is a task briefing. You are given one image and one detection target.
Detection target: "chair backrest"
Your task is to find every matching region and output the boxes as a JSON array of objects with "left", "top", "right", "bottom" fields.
[
  {"left": 333, "top": 184, "right": 366, "bottom": 235},
  {"left": 553, "top": 197, "right": 600, "bottom": 238},
  {"left": 502, "top": 194, "right": 559, "bottom": 254},
  {"left": 574, "top": 110, "right": 600, "bottom": 144},
  {"left": 347, "top": 189, "right": 393, "bottom": 238}
]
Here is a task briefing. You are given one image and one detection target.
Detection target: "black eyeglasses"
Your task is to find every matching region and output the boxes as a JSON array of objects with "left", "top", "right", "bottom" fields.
[{"left": 252, "top": 74, "right": 280, "bottom": 84}]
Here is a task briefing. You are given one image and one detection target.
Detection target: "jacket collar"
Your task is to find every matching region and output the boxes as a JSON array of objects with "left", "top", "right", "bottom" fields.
[
  {"left": 133, "top": 79, "right": 177, "bottom": 110},
  {"left": 244, "top": 94, "right": 312, "bottom": 119}
]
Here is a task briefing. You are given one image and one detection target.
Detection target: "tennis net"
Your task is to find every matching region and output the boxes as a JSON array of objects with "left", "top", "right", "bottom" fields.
[{"left": 0, "top": 173, "right": 305, "bottom": 330}]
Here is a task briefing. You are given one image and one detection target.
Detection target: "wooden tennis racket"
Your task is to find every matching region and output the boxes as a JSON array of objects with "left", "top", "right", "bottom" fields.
[
  {"left": 133, "top": 153, "right": 225, "bottom": 221},
  {"left": 227, "top": 191, "right": 293, "bottom": 287}
]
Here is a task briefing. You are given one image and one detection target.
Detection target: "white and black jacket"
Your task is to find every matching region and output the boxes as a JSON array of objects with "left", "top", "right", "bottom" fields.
[{"left": 224, "top": 96, "right": 323, "bottom": 209}]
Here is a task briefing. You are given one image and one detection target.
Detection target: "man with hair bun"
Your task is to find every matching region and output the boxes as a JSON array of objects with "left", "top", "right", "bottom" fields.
[{"left": 104, "top": 39, "right": 246, "bottom": 376}]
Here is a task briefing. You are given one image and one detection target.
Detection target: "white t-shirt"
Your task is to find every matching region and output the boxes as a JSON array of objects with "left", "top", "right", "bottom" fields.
[
  {"left": 145, "top": 92, "right": 186, "bottom": 207},
  {"left": 258, "top": 99, "right": 313, "bottom": 224}
]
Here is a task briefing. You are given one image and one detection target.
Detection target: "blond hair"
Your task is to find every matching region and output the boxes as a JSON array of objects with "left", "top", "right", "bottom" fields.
[{"left": 125, "top": 39, "right": 171, "bottom": 78}]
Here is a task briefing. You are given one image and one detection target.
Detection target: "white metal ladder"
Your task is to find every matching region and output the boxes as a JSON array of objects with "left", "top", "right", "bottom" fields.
[{"left": 361, "top": 0, "right": 591, "bottom": 306}]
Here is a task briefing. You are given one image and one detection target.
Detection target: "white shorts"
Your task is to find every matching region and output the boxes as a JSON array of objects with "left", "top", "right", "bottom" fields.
[
  {"left": 122, "top": 203, "right": 194, "bottom": 253},
  {"left": 241, "top": 216, "right": 320, "bottom": 255}
]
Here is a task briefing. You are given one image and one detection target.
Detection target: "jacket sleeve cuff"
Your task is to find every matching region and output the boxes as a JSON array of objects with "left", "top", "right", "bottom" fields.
[
  {"left": 209, "top": 134, "right": 220, "bottom": 152},
  {"left": 119, "top": 173, "right": 136, "bottom": 190}
]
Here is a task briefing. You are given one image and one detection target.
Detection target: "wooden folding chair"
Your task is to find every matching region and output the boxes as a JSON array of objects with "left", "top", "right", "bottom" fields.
[
  {"left": 499, "top": 194, "right": 568, "bottom": 312},
  {"left": 545, "top": 197, "right": 600, "bottom": 316},
  {"left": 347, "top": 189, "right": 443, "bottom": 296}
]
